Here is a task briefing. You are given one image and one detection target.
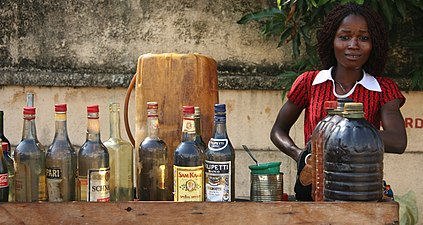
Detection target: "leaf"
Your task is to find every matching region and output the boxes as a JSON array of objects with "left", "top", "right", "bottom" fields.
[
  {"left": 394, "top": 0, "right": 407, "bottom": 21},
  {"left": 237, "top": 8, "right": 283, "bottom": 24},
  {"left": 378, "top": 1, "right": 394, "bottom": 28},
  {"left": 278, "top": 27, "right": 293, "bottom": 47}
]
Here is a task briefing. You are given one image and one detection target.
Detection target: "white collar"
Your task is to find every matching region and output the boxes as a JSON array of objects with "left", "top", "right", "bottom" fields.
[{"left": 312, "top": 67, "right": 381, "bottom": 98}]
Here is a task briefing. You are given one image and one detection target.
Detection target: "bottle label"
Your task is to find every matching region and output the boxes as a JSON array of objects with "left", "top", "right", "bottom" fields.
[
  {"left": 182, "top": 118, "right": 195, "bottom": 134},
  {"left": 173, "top": 165, "right": 203, "bottom": 202},
  {"left": 88, "top": 168, "right": 110, "bottom": 202},
  {"left": 208, "top": 138, "right": 228, "bottom": 151},
  {"left": 46, "top": 168, "right": 63, "bottom": 201},
  {"left": 79, "top": 177, "right": 88, "bottom": 201},
  {"left": 38, "top": 174, "right": 47, "bottom": 201},
  {"left": 0, "top": 173, "right": 8, "bottom": 188},
  {"left": 14, "top": 163, "right": 27, "bottom": 201},
  {"left": 205, "top": 160, "right": 231, "bottom": 202}
]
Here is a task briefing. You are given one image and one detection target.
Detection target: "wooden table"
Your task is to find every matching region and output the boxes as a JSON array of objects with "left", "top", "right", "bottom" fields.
[{"left": 0, "top": 201, "right": 399, "bottom": 225}]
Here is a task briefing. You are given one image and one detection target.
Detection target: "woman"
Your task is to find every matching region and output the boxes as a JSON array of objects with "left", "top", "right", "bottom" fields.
[{"left": 270, "top": 3, "right": 407, "bottom": 200}]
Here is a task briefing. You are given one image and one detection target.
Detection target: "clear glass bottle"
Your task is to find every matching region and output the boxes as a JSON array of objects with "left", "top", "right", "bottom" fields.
[
  {"left": 138, "top": 102, "right": 169, "bottom": 201},
  {"left": 46, "top": 104, "right": 77, "bottom": 202},
  {"left": 103, "top": 103, "right": 133, "bottom": 201},
  {"left": 14, "top": 106, "right": 46, "bottom": 202},
  {"left": 194, "top": 107, "right": 206, "bottom": 154},
  {"left": 174, "top": 106, "right": 204, "bottom": 202},
  {"left": 2, "top": 142, "right": 14, "bottom": 202},
  {"left": 0, "top": 141, "right": 9, "bottom": 202},
  {"left": 205, "top": 104, "right": 235, "bottom": 202},
  {"left": 77, "top": 105, "right": 110, "bottom": 202}
]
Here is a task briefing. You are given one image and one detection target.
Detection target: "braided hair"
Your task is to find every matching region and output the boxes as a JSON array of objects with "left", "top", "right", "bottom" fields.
[{"left": 317, "top": 3, "right": 388, "bottom": 76}]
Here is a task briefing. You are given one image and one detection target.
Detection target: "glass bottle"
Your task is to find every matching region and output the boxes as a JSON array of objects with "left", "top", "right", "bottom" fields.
[
  {"left": 0, "top": 111, "right": 11, "bottom": 158},
  {"left": 138, "top": 102, "right": 169, "bottom": 201},
  {"left": 205, "top": 104, "right": 235, "bottom": 202},
  {"left": 0, "top": 141, "right": 9, "bottom": 202},
  {"left": 77, "top": 105, "right": 110, "bottom": 202},
  {"left": 194, "top": 107, "right": 206, "bottom": 154},
  {"left": 2, "top": 142, "right": 14, "bottom": 202},
  {"left": 103, "top": 103, "right": 134, "bottom": 201},
  {"left": 46, "top": 104, "right": 77, "bottom": 202},
  {"left": 14, "top": 106, "right": 46, "bottom": 202},
  {"left": 324, "top": 102, "right": 384, "bottom": 201},
  {"left": 174, "top": 106, "right": 204, "bottom": 202}
]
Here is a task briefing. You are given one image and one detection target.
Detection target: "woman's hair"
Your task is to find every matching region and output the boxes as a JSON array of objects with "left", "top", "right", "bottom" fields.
[{"left": 317, "top": 3, "right": 388, "bottom": 76}]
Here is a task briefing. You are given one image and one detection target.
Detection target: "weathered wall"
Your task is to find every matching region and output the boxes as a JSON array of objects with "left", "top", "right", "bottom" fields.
[{"left": 0, "top": 0, "right": 287, "bottom": 89}]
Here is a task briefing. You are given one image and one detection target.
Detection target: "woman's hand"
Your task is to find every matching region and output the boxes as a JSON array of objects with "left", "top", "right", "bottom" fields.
[{"left": 379, "top": 98, "right": 407, "bottom": 154}]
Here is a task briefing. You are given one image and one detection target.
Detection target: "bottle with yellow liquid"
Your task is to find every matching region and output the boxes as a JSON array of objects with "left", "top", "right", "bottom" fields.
[{"left": 103, "top": 103, "right": 133, "bottom": 201}]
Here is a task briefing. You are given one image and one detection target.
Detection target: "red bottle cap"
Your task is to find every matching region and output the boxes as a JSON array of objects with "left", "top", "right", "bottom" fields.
[
  {"left": 324, "top": 101, "right": 338, "bottom": 110},
  {"left": 87, "top": 105, "right": 99, "bottom": 113},
  {"left": 55, "top": 104, "right": 67, "bottom": 112},
  {"left": 147, "top": 102, "right": 158, "bottom": 109},
  {"left": 23, "top": 106, "right": 36, "bottom": 115},
  {"left": 1, "top": 142, "right": 8, "bottom": 151},
  {"left": 182, "top": 106, "right": 194, "bottom": 114}
]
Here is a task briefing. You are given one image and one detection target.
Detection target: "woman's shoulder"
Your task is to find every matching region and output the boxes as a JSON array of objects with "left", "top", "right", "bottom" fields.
[{"left": 374, "top": 76, "right": 401, "bottom": 89}]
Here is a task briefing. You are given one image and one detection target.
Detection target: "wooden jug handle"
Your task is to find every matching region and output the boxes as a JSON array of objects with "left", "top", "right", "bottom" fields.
[{"left": 124, "top": 73, "right": 137, "bottom": 146}]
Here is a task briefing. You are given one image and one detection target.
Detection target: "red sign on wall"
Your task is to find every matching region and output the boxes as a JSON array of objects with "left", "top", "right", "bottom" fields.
[{"left": 404, "top": 118, "right": 423, "bottom": 129}]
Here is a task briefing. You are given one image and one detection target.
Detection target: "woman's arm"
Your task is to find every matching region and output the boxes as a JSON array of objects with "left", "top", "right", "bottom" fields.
[
  {"left": 270, "top": 100, "right": 304, "bottom": 161},
  {"left": 379, "top": 98, "right": 407, "bottom": 154}
]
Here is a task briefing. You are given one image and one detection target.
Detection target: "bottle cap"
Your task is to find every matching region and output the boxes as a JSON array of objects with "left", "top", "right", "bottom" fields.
[
  {"left": 324, "top": 101, "right": 338, "bottom": 110},
  {"left": 87, "top": 105, "right": 99, "bottom": 113},
  {"left": 182, "top": 106, "right": 195, "bottom": 114},
  {"left": 344, "top": 102, "right": 363, "bottom": 112},
  {"left": 23, "top": 106, "right": 36, "bottom": 115},
  {"left": 214, "top": 104, "right": 226, "bottom": 113},
  {"left": 1, "top": 142, "right": 8, "bottom": 151},
  {"left": 194, "top": 106, "right": 200, "bottom": 115},
  {"left": 147, "top": 102, "right": 158, "bottom": 109},
  {"left": 55, "top": 104, "right": 67, "bottom": 112}
]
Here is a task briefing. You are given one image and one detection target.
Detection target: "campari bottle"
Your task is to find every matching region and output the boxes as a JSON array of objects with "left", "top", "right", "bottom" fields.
[{"left": 46, "top": 104, "right": 77, "bottom": 202}]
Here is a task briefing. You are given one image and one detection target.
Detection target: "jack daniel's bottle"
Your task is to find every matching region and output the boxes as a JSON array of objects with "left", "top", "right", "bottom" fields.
[
  {"left": 46, "top": 104, "right": 77, "bottom": 201},
  {"left": 174, "top": 106, "right": 203, "bottom": 202},
  {"left": 205, "top": 104, "right": 235, "bottom": 202},
  {"left": 77, "top": 105, "right": 110, "bottom": 202}
]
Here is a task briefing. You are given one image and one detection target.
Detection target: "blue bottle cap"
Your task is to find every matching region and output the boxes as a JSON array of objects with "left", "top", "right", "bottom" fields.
[{"left": 214, "top": 104, "right": 226, "bottom": 113}]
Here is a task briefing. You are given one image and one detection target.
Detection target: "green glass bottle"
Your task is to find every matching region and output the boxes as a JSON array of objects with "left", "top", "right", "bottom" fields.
[{"left": 104, "top": 103, "right": 134, "bottom": 201}]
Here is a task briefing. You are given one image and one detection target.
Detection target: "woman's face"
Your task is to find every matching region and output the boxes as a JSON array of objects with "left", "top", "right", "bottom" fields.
[{"left": 333, "top": 14, "right": 372, "bottom": 71}]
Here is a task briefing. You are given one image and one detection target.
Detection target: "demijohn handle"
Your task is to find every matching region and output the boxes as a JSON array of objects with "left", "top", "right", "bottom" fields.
[{"left": 124, "top": 73, "right": 137, "bottom": 146}]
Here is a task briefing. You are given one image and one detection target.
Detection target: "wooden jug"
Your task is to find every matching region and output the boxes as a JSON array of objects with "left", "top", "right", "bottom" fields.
[{"left": 124, "top": 53, "right": 219, "bottom": 197}]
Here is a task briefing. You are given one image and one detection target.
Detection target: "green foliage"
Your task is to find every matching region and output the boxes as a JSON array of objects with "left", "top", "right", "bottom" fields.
[{"left": 237, "top": 0, "right": 423, "bottom": 92}]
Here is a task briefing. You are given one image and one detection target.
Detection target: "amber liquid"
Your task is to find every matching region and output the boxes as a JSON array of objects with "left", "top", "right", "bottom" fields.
[{"left": 324, "top": 118, "right": 384, "bottom": 201}]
